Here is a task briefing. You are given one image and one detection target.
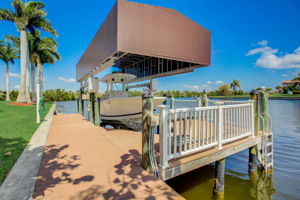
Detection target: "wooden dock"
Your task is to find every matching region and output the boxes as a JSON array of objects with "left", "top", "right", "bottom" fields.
[{"left": 33, "top": 114, "right": 183, "bottom": 200}]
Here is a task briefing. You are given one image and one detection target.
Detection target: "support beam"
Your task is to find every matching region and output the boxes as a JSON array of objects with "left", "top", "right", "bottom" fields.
[
  {"left": 213, "top": 159, "right": 225, "bottom": 199},
  {"left": 142, "top": 89, "right": 153, "bottom": 170}
]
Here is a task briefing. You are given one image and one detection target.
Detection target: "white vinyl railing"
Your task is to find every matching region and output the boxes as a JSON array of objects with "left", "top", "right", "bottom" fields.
[{"left": 159, "top": 101, "right": 254, "bottom": 168}]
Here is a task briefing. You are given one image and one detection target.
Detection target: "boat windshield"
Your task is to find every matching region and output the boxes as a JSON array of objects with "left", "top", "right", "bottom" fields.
[{"left": 111, "top": 83, "right": 126, "bottom": 91}]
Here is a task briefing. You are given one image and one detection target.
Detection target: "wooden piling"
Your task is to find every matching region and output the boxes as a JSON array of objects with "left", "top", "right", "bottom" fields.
[
  {"left": 249, "top": 90, "right": 259, "bottom": 173},
  {"left": 260, "top": 90, "right": 269, "bottom": 132},
  {"left": 142, "top": 90, "right": 153, "bottom": 170},
  {"left": 213, "top": 159, "right": 225, "bottom": 199},
  {"left": 79, "top": 88, "right": 84, "bottom": 115},
  {"left": 94, "top": 98, "right": 101, "bottom": 126},
  {"left": 202, "top": 92, "right": 208, "bottom": 107},
  {"left": 89, "top": 92, "right": 95, "bottom": 124},
  {"left": 170, "top": 95, "right": 175, "bottom": 109}
]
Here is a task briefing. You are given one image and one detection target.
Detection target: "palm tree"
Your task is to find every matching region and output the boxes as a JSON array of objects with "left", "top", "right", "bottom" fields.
[
  {"left": 31, "top": 31, "right": 60, "bottom": 98},
  {"left": 230, "top": 79, "right": 241, "bottom": 95},
  {"left": 6, "top": 32, "right": 60, "bottom": 100},
  {"left": 0, "top": 41, "right": 19, "bottom": 101},
  {"left": 0, "top": 0, "right": 57, "bottom": 102}
]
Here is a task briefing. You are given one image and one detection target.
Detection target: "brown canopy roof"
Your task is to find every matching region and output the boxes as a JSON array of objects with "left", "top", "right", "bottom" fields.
[
  {"left": 282, "top": 80, "right": 300, "bottom": 84},
  {"left": 76, "top": 0, "right": 211, "bottom": 81}
]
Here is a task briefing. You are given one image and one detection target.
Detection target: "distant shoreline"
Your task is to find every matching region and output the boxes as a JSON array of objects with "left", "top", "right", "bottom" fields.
[{"left": 209, "top": 96, "right": 300, "bottom": 100}]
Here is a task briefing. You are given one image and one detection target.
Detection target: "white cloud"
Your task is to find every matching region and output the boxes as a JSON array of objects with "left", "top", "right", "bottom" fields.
[
  {"left": 258, "top": 40, "right": 268, "bottom": 46},
  {"left": 215, "top": 80, "right": 223, "bottom": 84},
  {"left": 206, "top": 81, "right": 212, "bottom": 84},
  {"left": 14, "top": 85, "right": 19, "bottom": 89},
  {"left": 246, "top": 40, "right": 300, "bottom": 69},
  {"left": 58, "top": 77, "right": 76, "bottom": 83},
  {"left": 3, "top": 72, "right": 20, "bottom": 78},
  {"left": 184, "top": 84, "right": 210, "bottom": 91}
]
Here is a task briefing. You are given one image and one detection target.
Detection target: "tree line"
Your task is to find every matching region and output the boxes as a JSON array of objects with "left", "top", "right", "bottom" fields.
[
  {"left": 0, "top": 0, "right": 60, "bottom": 102},
  {"left": 0, "top": 89, "right": 78, "bottom": 101}
]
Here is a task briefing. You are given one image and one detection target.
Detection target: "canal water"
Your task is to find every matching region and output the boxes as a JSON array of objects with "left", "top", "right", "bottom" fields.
[{"left": 56, "top": 100, "right": 300, "bottom": 200}]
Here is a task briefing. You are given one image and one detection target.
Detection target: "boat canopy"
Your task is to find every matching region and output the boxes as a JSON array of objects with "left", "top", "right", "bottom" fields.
[
  {"left": 76, "top": 0, "right": 211, "bottom": 82},
  {"left": 100, "top": 73, "right": 136, "bottom": 83}
]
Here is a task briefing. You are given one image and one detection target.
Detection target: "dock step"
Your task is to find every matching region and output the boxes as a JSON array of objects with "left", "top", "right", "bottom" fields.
[{"left": 261, "top": 132, "right": 274, "bottom": 171}]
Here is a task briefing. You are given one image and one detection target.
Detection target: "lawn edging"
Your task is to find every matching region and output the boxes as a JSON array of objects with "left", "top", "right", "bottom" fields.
[{"left": 0, "top": 103, "right": 56, "bottom": 200}]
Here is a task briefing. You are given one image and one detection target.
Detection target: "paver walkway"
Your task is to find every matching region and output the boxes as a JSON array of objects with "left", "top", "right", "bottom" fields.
[{"left": 33, "top": 114, "right": 183, "bottom": 200}]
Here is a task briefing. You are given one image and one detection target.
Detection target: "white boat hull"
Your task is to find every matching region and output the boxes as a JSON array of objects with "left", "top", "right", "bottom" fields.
[{"left": 100, "top": 97, "right": 166, "bottom": 120}]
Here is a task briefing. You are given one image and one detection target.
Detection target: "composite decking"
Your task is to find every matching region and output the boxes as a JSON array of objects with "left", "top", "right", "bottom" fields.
[
  {"left": 33, "top": 113, "right": 262, "bottom": 199},
  {"left": 33, "top": 114, "right": 183, "bottom": 200}
]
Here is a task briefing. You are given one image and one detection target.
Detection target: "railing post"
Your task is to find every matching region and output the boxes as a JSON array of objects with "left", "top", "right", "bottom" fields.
[
  {"left": 197, "top": 98, "right": 201, "bottom": 107},
  {"left": 216, "top": 102, "right": 224, "bottom": 149},
  {"left": 159, "top": 105, "right": 169, "bottom": 168},
  {"left": 142, "top": 89, "right": 153, "bottom": 170},
  {"left": 250, "top": 101, "right": 255, "bottom": 138},
  {"left": 250, "top": 90, "right": 259, "bottom": 136}
]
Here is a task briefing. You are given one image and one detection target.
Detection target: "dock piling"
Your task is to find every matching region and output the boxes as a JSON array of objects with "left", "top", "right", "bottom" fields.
[
  {"left": 202, "top": 92, "right": 208, "bottom": 107},
  {"left": 142, "top": 89, "right": 153, "bottom": 170},
  {"left": 249, "top": 90, "right": 259, "bottom": 173},
  {"left": 171, "top": 95, "right": 175, "bottom": 109},
  {"left": 94, "top": 98, "right": 101, "bottom": 126},
  {"left": 89, "top": 92, "right": 95, "bottom": 124},
  {"left": 213, "top": 159, "right": 225, "bottom": 199},
  {"left": 79, "top": 88, "right": 84, "bottom": 115},
  {"left": 260, "top": 90, "right": 269, "bottom": 132}
]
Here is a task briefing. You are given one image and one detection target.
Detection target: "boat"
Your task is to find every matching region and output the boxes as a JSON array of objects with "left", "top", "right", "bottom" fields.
[{"left": 99, "top": 72, "right": 166, "bottom": 129}]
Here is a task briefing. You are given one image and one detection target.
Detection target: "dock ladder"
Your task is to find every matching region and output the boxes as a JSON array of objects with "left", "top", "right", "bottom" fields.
[{"left": 259, "top": 114, "right": 274, "bottom": 172}]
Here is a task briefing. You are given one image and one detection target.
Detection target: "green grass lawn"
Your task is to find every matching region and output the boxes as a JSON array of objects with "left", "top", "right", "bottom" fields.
[{"left": 0, "top": 101, "right": 53, "bottom": 184}]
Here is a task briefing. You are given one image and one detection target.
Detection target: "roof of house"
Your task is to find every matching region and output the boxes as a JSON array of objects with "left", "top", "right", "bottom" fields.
[{"left": 282, "top": 80, "right": 300, "bottom": 84}]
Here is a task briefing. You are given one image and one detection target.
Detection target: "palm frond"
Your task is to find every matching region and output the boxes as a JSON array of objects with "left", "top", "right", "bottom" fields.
[
  {"left": 0, "top": 9, "right": 15, "bottom": 21},
  {"left": 27, "top": 1, "right": 45, "bottom": 10},
  {"left": 0, "top": 41, "right": 19, "bottom": 65},
  {"left": 5, "top": 35, "right": 20, "bottom": 48},
  {"left": 29, "top": 17, "right": 58, "bottom": 36},
  {"left": 11, "top": 0, "right": 24, "bottom": 18}
]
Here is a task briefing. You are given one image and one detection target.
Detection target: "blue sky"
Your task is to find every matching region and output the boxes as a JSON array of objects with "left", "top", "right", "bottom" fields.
[{"left": 0, "top": 0, "right": 300, "bottom": 92}]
